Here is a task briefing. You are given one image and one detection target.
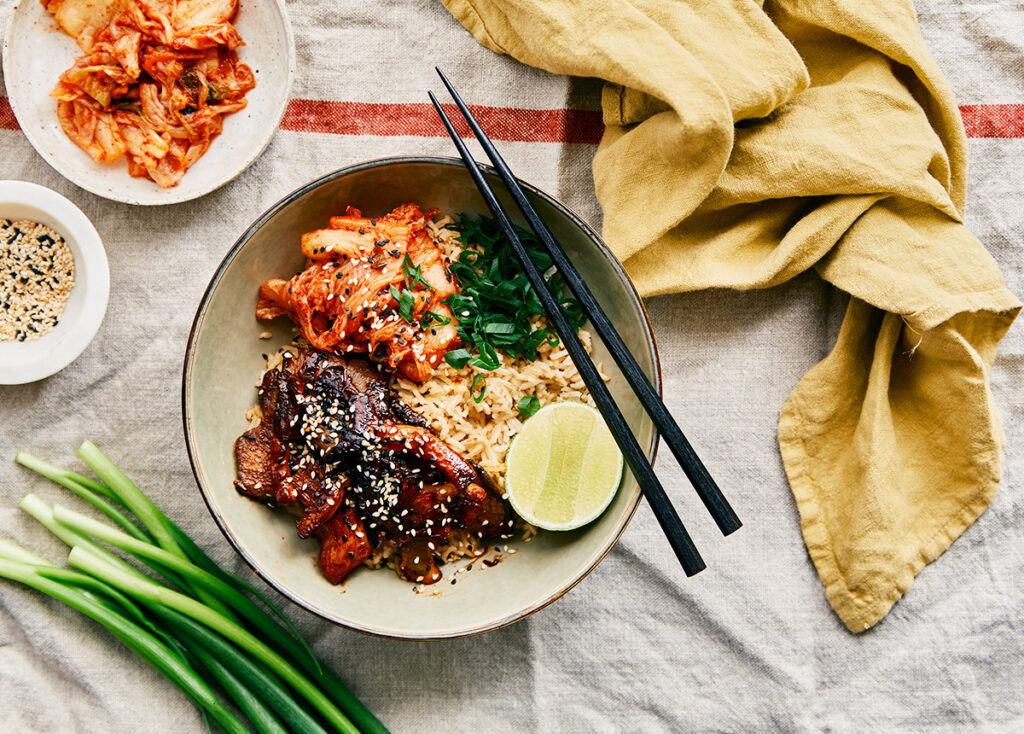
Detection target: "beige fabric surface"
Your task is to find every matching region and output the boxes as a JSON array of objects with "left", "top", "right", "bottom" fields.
[
  {"left": 440, "top": 0, "right": 1020, "bottom": 631},
  {"left": 1, "top": 0, "right": 1023, "bottom": 731}
]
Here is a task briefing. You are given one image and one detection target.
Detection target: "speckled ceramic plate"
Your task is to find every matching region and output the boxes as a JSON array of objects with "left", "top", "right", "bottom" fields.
[
  {"left": 2, "top": 0, "right": 294, "bottom": 205},
  {"left": 183, "top": 157, "right": 661, "bottom": 638}
]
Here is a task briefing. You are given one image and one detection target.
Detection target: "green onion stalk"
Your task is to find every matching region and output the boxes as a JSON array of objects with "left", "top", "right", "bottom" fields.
[
  {"left": 0, "top": 558, "right": 249, "bottom": 734},
  {"left": 5, "top": 443, "right": 389, "bottom": 734}
]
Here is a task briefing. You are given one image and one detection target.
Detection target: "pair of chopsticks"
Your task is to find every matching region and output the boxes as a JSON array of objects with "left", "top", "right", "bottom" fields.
[{"left": 430, "top": 69, "right": 741, "bottom": 576}]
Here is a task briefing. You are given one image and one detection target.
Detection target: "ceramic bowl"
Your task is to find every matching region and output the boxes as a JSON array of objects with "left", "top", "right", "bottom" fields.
[
  {"left": 0, "top": 180, "right": 109, "bottom": 384},
  {"left": 2, "top": 0, "right": 294, "bottom": 206},
  {"left": 182, "top": 157, "right": 660, "bottom": 638}
]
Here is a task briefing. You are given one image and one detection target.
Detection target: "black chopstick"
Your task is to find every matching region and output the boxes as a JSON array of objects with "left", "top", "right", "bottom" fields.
[
  {"left": 429, "top": 92, "right": 706, "bottom": 577},
  {"left": 435, "top": 68, "right": 741, "bottom": 538}
]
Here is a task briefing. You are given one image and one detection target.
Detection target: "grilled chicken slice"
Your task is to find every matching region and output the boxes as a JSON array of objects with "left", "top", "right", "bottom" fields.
[{"left": 396, "top": 539, "right": 442, "bottom": 585}]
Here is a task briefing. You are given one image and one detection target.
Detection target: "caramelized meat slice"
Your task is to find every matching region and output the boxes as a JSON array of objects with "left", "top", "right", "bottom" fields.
[
  {"left": 454, "top": 481, "right": 510, "bottom": 538},
  {"left": 403, "top": 481, "right": 459, "bottom": 528},
  {"left": 294, "top": 470, "right": 349, "bottom": 539},
  {"left": 259, "top": 366, "right": 303, "bottom": 443},
  {"left": 396, "top": 539, "right": 442, "bottom": 584},
  {"left": 390, "top": 398, "right": 429, "bottom": 429},
  {"left": 371, "top": 423, "right": 480, "bottom": 490},
  {"left": 340, "top": 355, "right": 391, "bottom": 407},
  {"left": 315, "top": 510, "right": 371, "bottom": 584},
  {"left": 233, "top": 422, "right": 285, "bottom": 503}
]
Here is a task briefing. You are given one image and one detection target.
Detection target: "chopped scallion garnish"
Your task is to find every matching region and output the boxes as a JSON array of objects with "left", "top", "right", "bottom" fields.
[
  {"left": 389, "top": 284, "right": 416, "bottom": 324},
  {"left": 442, "top": 215, "right": 586, "bottom": 371},
  {"left": 470, "top": 374, "right": 487, "bottom": 403},
  {"left": 421, "top": 310, "right": 452, "bottom": 328},
  {"left": 444, "top": 348, "right": 473, "bottom": 369},
  {"left": 402, "top": 254, "right": 433, "bottom": 292},
  {"left": 517, "top": 395, "right": 541, "bottom": 417}
]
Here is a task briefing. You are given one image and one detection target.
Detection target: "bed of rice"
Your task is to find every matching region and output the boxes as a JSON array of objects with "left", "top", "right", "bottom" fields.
[
  {"left": 398, "top": 217, "right": 602, "bottom": 485},
  {"left": 393, "top": 331, "right": 599, "bottom": 487},
  {"left": 248, "top": 214, "right": 604, "bottom": 579}
]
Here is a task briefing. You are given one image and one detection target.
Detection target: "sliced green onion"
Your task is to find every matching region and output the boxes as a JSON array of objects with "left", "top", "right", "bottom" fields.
[
  {"left": 398, "top": 289, "right": 415, "bottom": 324},
  {"left": 389, "top": 284, "right": 416, "bottom": 324},
  {"left": 444, "top": 214, "right": 586, "bottom": 370},
  {"left": 421, "top": 310, "right": 451, "bottom": 328},
  {"left": 483, "top": 322, "right": 516, "bottom": 336},
  {"left": 517, "top": 395, "right": 541, "bottom": 417},
  {"left": 401, "top": 254, "right": 433, "bottom": 292},
  {"left": 444, "top": 348, "right": 472, "bottom": 369},
  {"left": 464, "top": 340, "right": 500, "bottom": 371},
  {"left": 470, "top": 374, "right": 487, "bottom": 403}
]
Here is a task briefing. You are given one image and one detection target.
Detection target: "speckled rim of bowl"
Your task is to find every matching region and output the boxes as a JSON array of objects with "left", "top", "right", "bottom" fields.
[
  {"left": 1, "top": 0, "right": 296, "bottom": 206},
  {"left": 182, "top": 156, "right": 662, "bottom": 638}
]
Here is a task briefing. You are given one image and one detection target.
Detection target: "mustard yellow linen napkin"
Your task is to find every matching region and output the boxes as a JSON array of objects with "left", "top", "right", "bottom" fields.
[{"left": 441, "top": 0, "right": 1020, "bottom": 631}]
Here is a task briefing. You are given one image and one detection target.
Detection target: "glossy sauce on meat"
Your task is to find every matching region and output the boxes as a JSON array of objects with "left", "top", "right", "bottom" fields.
[{"left": 234, "top": 346, "right": 512, "bottom": 585}]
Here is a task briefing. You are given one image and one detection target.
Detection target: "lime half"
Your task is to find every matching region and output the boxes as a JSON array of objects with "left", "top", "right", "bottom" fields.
[{"left": 505, "top": 401, "right": 624, "bottom": 531}]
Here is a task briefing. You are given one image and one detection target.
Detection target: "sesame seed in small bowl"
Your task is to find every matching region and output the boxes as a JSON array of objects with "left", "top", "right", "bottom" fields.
[{"left": 0, "top": 181, "right": 109, "bottom": 385}]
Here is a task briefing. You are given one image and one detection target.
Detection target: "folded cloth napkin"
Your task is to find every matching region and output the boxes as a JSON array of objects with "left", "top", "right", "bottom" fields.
[{"left": 441, "top": 0, "right": 1020, "bottom": 631}]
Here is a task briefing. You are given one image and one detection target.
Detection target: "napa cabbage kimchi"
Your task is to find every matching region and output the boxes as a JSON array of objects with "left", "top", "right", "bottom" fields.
[{"left": 43, "top": 0, "right": 255, "bottom": 187}]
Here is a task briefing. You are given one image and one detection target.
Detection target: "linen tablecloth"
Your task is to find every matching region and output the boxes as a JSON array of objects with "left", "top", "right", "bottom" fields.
[{"left": 1, "top": 0, "right": 1022, "bottom": 731}]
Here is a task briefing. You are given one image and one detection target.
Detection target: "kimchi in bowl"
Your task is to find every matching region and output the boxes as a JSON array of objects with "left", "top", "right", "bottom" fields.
[{"left": 182, "top": 157, "right": 660, "bottom": 638}]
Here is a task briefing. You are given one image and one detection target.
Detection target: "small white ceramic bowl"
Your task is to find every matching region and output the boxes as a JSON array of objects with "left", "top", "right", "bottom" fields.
[{"left": 0, "top": 181, "right": 109, "bottom": 384}]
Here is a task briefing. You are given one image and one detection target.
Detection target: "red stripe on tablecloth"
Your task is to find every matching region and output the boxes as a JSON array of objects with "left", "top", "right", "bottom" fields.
[
  {"left": 280, "top": 100, "right": 605, "bottom": 144},
  {"left": 959, "top": 104, "right": 1024, "bottom": 138},
  {"left": 0, "top": 96, "right": 16, "bottom": 130},
  {"left": 1, "top": 97, "right": 1021, "bottom": 141}
]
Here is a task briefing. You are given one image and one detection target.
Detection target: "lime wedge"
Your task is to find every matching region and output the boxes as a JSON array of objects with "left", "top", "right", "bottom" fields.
[{"left": 504, "top": 401, "right": 624, "bottom": 531}]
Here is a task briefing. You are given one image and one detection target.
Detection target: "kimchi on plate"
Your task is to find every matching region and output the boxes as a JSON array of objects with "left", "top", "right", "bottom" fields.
[{"left": 42, "top": 0, "right": 256, "bottom": 188}]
